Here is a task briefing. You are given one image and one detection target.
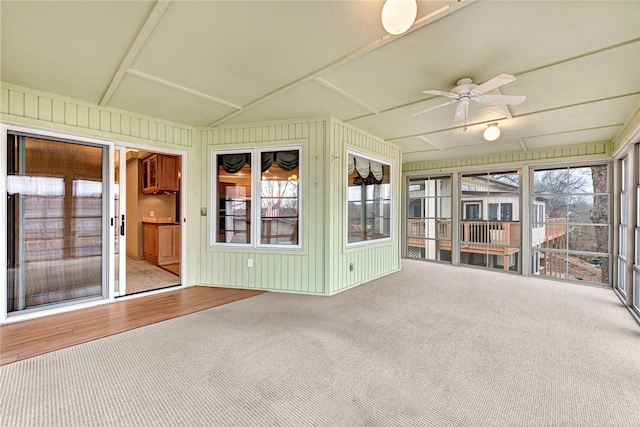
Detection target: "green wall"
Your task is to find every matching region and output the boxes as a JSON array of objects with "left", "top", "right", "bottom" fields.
[{"left": 200, "top": 117, "right": 402, "bottom": 295}]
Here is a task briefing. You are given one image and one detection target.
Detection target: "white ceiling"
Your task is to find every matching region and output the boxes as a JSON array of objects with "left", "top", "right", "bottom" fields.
[{"left": 2, "top": 0, "right": 639, "bottom": 163}]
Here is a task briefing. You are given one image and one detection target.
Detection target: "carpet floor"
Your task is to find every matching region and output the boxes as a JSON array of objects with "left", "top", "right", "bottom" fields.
[{"left": 1, "top": 260, "right": 639, "bottom": 426}]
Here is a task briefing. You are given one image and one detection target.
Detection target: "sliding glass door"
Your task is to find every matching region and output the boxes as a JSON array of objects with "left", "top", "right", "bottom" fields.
[{"left": 5, "top": 133, "right": 109, "bottom": 315}]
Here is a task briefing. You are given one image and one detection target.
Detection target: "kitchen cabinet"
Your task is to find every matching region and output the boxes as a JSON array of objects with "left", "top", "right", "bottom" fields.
[
  {"left": 142, "top": 222, "right": 181, "bottom": 265},
  {"left": 142, "top": 154, "right": 179, "bottom": 194}
]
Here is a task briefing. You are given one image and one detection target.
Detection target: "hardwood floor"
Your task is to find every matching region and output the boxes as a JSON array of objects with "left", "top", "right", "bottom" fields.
[{"left": 0, "top": 286, "right": 265, "bottom": 366}]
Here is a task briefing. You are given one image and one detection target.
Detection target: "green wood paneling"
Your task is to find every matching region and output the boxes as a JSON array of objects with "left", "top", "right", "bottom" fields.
[
  {"left": 0, "top": 83, "right": 192, "bottom": 147},
  {"left": 201, "top": 119, "right": 327, "bottom": 294},
  {"left": 328, "top": 120, "right": 402, "bottom": 295},
  {"left": 403, "top": 142, "right": 611, "bottom": 173}
]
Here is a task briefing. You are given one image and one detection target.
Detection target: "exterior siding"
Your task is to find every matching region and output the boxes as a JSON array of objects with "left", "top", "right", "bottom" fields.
[
  {"left": 329, "top": 119, "right": 402, "bottom": 294},
  {"left": 200, "top": 119, "right": 327, "bottom": 294}
]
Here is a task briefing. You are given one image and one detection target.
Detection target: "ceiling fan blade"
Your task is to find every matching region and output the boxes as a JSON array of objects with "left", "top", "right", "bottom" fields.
[
  {"left": 411, "top": 100, "right": 456, "bottom": 117},
  {"left": 474, "top": 94, "right": 526, "bottom": 105},
  {"left": 454, "top": 102, "right": 468, "bottom": 122},
  {"left": 422, "top": 89, "right": 458, "bottom": 100},
  {"left": 470, "top": 74, "right": 517, "bottom": 96}
]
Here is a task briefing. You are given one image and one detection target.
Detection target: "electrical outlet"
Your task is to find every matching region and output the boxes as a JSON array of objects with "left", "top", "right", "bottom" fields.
[
  {"left": 349, "top": 262, "right": 354, "bottom": 272},
  {"left": 150, "top": 211, "right": 155, "bottom": 217},
  {"left": 248, "top": 259, "right": 253, "bottom": 268}
]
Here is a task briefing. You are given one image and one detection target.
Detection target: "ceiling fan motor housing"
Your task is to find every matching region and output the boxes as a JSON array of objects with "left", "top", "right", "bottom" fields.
[{"left": 451, "top": 78, "right": 477, "bottom": 98}]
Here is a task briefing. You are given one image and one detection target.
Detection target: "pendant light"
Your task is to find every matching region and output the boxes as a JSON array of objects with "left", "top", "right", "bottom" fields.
[
  {"left": 381, "top": 0, "right": 418, "bottom": 35},
  {"left": 483, "top": 123, "right": 501, "bottom": 142}
]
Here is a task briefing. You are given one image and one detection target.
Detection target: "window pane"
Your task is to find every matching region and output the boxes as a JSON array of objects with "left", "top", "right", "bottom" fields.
[
  {"left": 6, "top": 136, "right": 105, "bottom": 314},
  {"left": 568, "top": 224, "right": 609, "bottom": 252},
  {"left": 567, "top": 255, "right": 607, "bottom": 285},
  {"left": 216, "top": 154, "right": 251, "bottom": 244},
  {"left": 260, "top": 151, "right": 300, "bottom": 246}
]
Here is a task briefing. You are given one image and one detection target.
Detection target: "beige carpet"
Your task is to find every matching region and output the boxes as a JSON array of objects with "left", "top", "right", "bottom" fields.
[{"left": 1, "top": 260, "right": 639, "bottom": 426}]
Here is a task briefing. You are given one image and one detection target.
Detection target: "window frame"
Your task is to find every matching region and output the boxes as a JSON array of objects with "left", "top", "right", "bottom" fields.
[
  {"left": 345, "top": 149, "right": 393, "bottom": 249},
  {"left": 210, "top": 145, "right": 303, "bottom": 250}
]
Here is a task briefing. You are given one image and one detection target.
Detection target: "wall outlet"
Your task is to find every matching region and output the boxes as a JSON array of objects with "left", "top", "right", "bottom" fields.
[
  {"left": 150, "top": 211, "right": 155, "bottom": 217},
  {"left": 248, "top": 259, "right": 253, "bottom": 268},
  {"left": 349, "top": 262, "right": 354, "bottom": 272}
]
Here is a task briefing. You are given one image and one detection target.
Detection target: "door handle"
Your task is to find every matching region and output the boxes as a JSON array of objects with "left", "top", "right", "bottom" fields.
[{"left": 120, "top": 214, "right": 125, "bottom": 236}]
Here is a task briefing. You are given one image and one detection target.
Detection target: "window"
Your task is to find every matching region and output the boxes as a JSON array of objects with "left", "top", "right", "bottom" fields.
[
  {"left": 463, "top": 202, "right": 481, "bottom": 220},
  {"left": 488, "top": 203, "right": 513, "bottom": 221},
  {"left": 215, "top": 152, "right": 252, "bottom": 244},
  {"left": 213, "top": 147, "right": 301, "bottom": 248},
  {"left": 406, "top": 175, "right": 452, "bottom": 262},
  {"left": 260, "top": 150, "right": 299, "bottom": 246},
  {"left": 460, "top": 171, "right": 520, "bottom": 272},
  {"left": 347, "top": 152, "right": 392, "bottom": 245},
  {"left": 531, "top": 164, "right": 610, "bottom": 285}
]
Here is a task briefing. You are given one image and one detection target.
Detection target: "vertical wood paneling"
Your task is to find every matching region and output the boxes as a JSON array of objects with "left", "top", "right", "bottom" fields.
[
  {"left": 78, "top": 106, "right": 89, "bottom": 128},
  {"left": 89, "top": 108, "right": 100, "bottom": 130},
  {"left": 201, "top": 119, "right": 326, "bottom": 294},
  {"left": 36, "top": 96, "right": 51, "bottom": 121},
  {"left": 329, "top": 121, "right": 402, "bottom": 294},
  {"left": 1, "top": 88, "right": 9, "bottom": 114},
  {"left": 9, "top": 90, "right": 24, "bottom": 116},
  {"left": 65, "top": 103, "right": 77, "bottom": 126},
  {"left": 24, "top": 94, "right": 38, "bottom": 119},
  {"left": 1, "top": 84, "right": 193, "bottom": 147},
  {"left": 403, "top": 142, "right": 609, "bottom": 173}
]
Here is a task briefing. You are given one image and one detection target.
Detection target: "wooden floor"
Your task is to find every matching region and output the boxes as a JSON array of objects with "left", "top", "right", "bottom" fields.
[{"left": 0, "top": 286, "right": 264, "bottom": 366}]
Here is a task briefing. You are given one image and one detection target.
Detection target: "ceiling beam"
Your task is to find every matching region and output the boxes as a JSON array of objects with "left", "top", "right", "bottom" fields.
[
  {"left": 126, "top": 69, "right": 242, "bottom": 110},
  {"left": 209, "top": 0, "right": 477, "bottom": 126},
  {"left": 100, "top": 0, "right": 172, "bottom": 106},
  {"left": 314, "top": 77, "right": 379, "bottom": 115}
]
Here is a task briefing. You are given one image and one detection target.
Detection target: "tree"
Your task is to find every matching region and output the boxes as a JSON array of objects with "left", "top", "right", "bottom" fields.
[{"left": 589, "top": 165, "right": 609, "bottom": 283}]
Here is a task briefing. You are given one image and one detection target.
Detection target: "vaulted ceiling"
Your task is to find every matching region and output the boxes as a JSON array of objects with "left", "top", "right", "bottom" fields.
[{"left": 2, "top": 0, "right": 639, "bottom": 163}]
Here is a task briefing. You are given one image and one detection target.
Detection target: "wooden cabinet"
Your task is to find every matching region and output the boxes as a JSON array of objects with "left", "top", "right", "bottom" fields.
[
  {"left": 143, "top": 223, "right": 181, "bottom": 265},
  {"left": 142, "top": 154, "right": 179, "bottom": 194}
]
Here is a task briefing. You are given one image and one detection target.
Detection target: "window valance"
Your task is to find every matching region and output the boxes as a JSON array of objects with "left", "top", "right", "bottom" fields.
[
  {"left": 261, "top": 150, "right": 299, "bottom": 172},
  {"left": 347, "top": 154, "right": 384, "bottom": 180},
  {"left": 219, "top": 153, "right": 251, "bottom": 174}
]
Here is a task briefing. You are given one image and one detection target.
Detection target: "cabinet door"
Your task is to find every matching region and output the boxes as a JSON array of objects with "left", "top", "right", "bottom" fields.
[
  {"left": 158, "top": 155, "right": 180, "bottom": 192},
  {"left": 149, "top": 156, "right": 157, "bottom": 188}
]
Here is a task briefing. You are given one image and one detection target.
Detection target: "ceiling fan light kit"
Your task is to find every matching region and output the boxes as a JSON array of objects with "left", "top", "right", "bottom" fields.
[
  {"left": 381, "top": 0, "right": 417, "bottom": 35},
  {"left": 483, "top": 123, "right": 501, "bottom": 141}
]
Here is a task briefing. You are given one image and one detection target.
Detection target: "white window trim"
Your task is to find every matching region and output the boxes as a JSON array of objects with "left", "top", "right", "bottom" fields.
[
  {"left": 345, "top": 149, "right": 393, "bottom": 249},
  {"left": 462, "top": 201, "right": 482, "bottom": 220},
  {"left": 211, "top": 145, "right": 303, "bottom": 250}
]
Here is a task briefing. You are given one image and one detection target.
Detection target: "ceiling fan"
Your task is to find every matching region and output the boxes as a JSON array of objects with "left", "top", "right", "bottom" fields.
[{"left": 412, "top": 74, "right": 526, "bottom": 124}]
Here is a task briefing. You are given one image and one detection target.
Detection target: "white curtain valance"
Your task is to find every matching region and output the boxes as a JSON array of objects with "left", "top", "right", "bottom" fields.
[{"left": 347, "top": 154, "right": 384, "bottom": 180}]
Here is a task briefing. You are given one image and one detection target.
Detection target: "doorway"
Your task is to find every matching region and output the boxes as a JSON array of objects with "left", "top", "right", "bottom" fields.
[{"left": 115, "top": 146, "right": 183, "bottom": 296}]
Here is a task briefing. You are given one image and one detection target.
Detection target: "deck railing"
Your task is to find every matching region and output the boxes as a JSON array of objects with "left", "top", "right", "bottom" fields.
[
  {"left": 408, "top": 217, "right": 569, "bottom": 249},
  {"left": 407, "top": 219, "right": 521, "bottom": 246}
]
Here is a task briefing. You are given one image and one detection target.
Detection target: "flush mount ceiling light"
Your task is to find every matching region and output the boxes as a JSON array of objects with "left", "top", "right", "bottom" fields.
[
  {"left": 381, "top": 0, "right": 417, "bottom": 35},
  {"left": 483, "top": 123, "right": 501, "bottom": 141}
]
